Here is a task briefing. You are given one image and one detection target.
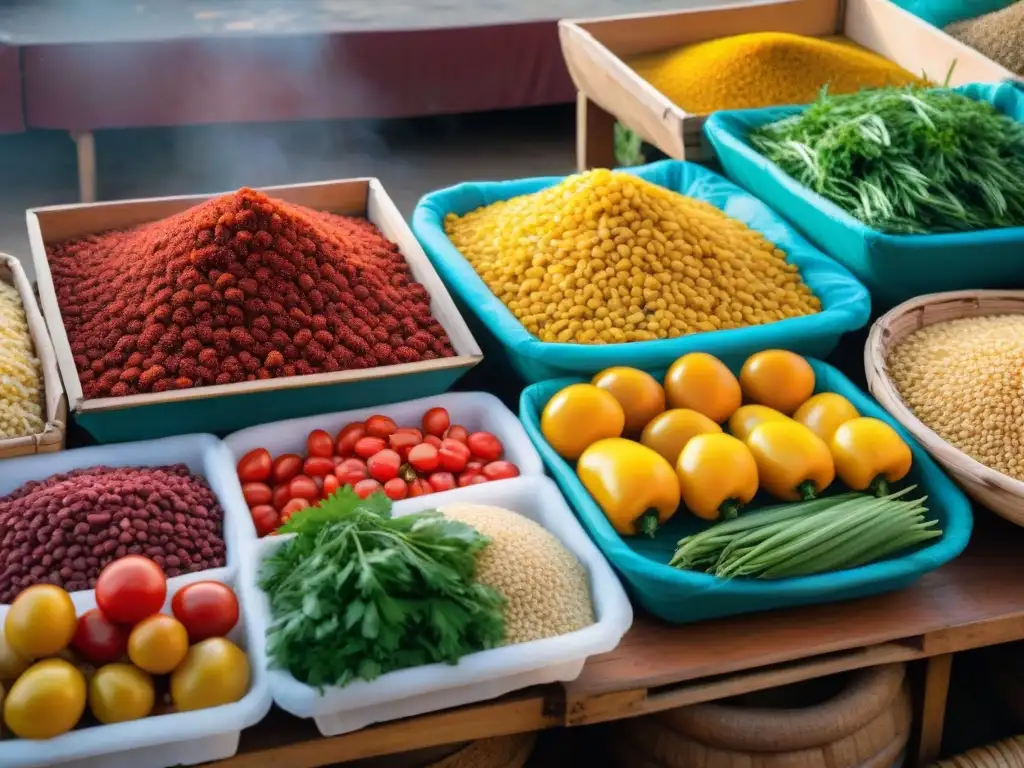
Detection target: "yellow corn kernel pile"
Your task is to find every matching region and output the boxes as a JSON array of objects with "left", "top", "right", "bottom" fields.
[
  {"left": 0, "top": 280, "right": 45, "bottom": 439},
  {"left": 444, "top": 169, "right": 821, "bottom": 344},
  {"left": 887, "top": 314, "right": 1024, "bottom": 481}
]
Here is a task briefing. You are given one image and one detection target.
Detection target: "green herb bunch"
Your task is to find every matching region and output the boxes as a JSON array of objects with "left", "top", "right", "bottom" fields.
[
  {"left": 750, "top": 86, "right": 1024, "bottom": 234},
  {"left": 259, "top": 488, "right": 506, "bottom": 690}
]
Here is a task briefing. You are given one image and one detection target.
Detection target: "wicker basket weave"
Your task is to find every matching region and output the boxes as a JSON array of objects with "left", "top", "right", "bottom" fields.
[
  {"left": 928, "top": 736, "right": 1024, "bottom": 767},
  {"left": 865, "top": 290, "right": 1024, "bottom": 526}
]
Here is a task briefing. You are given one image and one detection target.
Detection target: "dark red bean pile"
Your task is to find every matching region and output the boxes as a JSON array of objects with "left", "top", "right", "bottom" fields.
[{"left": 0, "top": 464, "right": 226, "bottom": 603}]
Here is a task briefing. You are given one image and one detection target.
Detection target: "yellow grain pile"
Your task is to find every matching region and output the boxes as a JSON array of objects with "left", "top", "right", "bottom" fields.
[
  {"left": 887, "top": 314, "right": 1024, "bottom": 481},
  {"left": 444, "top": 169, "right": 821, "bottom": 344},
  {"left": 627, "top": 32, "right": 925, "bottom": 114},
  {"left": 945, "top": 2, "right": 1024, "bottom": 76},
  {"left": 0, "top": 281, "right": 45, "bottom": 439}
]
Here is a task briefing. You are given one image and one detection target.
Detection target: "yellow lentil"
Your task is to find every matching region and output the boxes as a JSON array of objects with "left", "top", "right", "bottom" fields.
[
  {"left": 887, "top": 314, "right": 1024, "bottom": 481},
  {"left": 627, "top": 33, "right": 925, "bottom": 114},
  {"left": 0, "top": 280, "right": 45, "bottom": 439},
  {"left": 444, "top": 169, "right": 821, "bottom": 344}
]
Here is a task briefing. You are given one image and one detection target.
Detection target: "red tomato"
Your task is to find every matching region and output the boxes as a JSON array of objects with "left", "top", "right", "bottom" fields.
[
  {"left": 333, "top": 455, "right": 345, "bottom": 466},
  {"left": 367, "top": 450, "right": 401, "bottom": 482},
  {"left": 335, "top": 457, "right": 369, "bottom": 486},
  {"left": 407, "top": 443, "right": 440, "bottom": 473},
  {"left": 242, "top": 482, "right": 272, "bottom": 507},
  {"left": 423, "top": 434, "right": 443, "bottom": 449},
  {"left": 280, "top": 497, "right": 310, "bottom": 523},
  {"left": 96, "top": 556, "right": 167, "bottom": 626},
  {"left": 335, "top": 423, "right": 366, "bottom": 457},
  {"left": 353, "top": 479, "right": 383, "bottom": 499},
  {"left": 383, "top": 478, "right": 408, "bottom": 501},
  {"left": 444, "top": 425, "right": 469, "bottom": 444},
  {"left": 465, "top": 460, "right": 484, "bottom": 474},
  {"left": 322, "top": 474, "right": 341, "bottom": 498},
  {"left": 307, "top": 429, "right": 335, "bottom": 458},
  {"left": 458, "top": 472, "right": 488, "bottom": 487},
  {"left": 438, "top": 439, "right": 471, "bottom": 473},
  {"left": 482, "top": 461, "right": 520, "bottom": 481},
  {"left": 354, "top": 436, "right": 387, "bottom": 459},
  {"left": 408, "top": 478, "right": 433, "bottom": 497},
  {"left": 272, "top": 454, "right": 303, "bottom": 484},
  {"left": 427, "top": 472, "right": 456, "bottom": 493},
  {"left": 394, "top": 427, "right": 423, "bottom": 442},
  {"left": 422, "top": 407, "right": 451, "bottom": 438},
  {"left": 171, "top": 582, "right": 240, "bottom": 643},
  {"left": 303, "top": 456, "right": 336, "bottom": 477},
  {"left": 467, "top": 432, "right": 504, "bottom": 462},
  {"left": 289, "top": 475, "right": 320, "bottom": 502},
  {"left": 388, "top": 432, "right": 420, "bottom": 460},
  {"left": 272, "top": 484, "right": 291, "bottom": 511},
  {"left": 365, "top": 415, "right": 399, "bottom": 439},
  {"left": 237, "top": 448, "right": 272, "bottom": 483},
  {"left": 72, "top": 608, "right": 129, "bottom": 665},
  {"left": 250, "top": 504, "right": 279, "bottom": 536}
]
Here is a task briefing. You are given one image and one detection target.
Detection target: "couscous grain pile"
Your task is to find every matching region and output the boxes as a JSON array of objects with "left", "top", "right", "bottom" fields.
[{"left": 0, "top": 280, "right": 45, "bottom": 439}]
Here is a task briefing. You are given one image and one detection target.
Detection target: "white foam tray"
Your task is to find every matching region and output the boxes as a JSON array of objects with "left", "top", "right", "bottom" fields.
[
  {"left": 223, "top": 392, "right": 546, "bottom": 538},
  {"left": 0, "top": 571, "right": 272, "bottom": 768},
  {"left": 240, "top": 474, "right": 633, "bottom": 736}
]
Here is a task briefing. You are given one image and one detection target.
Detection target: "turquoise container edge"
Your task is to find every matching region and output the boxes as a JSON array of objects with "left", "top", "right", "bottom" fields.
[
  {"left": 75, "top": 367, "right": 470, "bottom": 443},
  {"left": 519, "top": 359, "right": 973, "bottom": 624},
  {"left": 412, "top": 160, "right": 871, "bottom": 383},
  {"left": 704, "top": 82, "right": 1024, "bottom": 309}
]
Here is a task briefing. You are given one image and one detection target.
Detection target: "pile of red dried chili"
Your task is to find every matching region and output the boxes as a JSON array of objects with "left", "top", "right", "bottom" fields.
[{"left": 47, "top": 189, "right": 456, "bottom": 398}]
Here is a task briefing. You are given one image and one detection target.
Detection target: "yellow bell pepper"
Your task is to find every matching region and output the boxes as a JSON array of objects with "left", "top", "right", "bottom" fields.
[
  {"left": 641, "top": 408, "right": 721, "bottom": 466},
  {"left": 830, "top": 417, "right": 912, "bottom": 496},
  {"left": 746, "top": 420, "right": 835, "bottom": 501},
  {"left": 577, "top": 438, "right": 680, "bottom": 537},
  {"left": 676, "top": 433, "right": 759, "bottom": 521},
  {"left": 793, "top": 393, "right": 859, "bottom": 443},
  {"left": 728, "top": 404, "right": 791, "bottom": 442}
]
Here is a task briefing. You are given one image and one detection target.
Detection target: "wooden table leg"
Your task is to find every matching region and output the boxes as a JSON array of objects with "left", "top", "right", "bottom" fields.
[
  {"left": 576, "top": 93, "right": 617, "bottom": 172},
  {"left": 915, "top": 653, "right": 952, "bottom": 767},
  {"left": 71, "top": 131, "right": 97, "bottom": 203}
]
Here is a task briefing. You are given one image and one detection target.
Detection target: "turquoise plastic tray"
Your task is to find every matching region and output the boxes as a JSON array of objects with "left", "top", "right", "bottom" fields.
[
  {"left": 704, "top": 82, "right": 1024, "bottom": 309},
  {"left": 519, "top": 359, "right": 973, "bottom": 624},
  {"left": 412, "top": 161, "right": 871, "bottom": 383}
]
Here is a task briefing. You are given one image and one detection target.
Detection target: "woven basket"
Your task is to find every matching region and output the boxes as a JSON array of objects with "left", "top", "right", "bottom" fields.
[
  {"left": 424, "top": 733, "right": 537, "bottom": 768},
  {"left": 865, "top": 290, "right": 1024, "bottom": 526},
  {"left": 929, "top": 736, "right": 1024, "bottom": 767}
]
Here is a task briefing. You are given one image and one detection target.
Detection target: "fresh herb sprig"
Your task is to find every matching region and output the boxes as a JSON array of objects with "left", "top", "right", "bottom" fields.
[
  {"left": 259, "top": 488, "right": 506, "bottom": 690},
  {"left": 750, "top": 86, "right": 1024, "bottom": 234}
]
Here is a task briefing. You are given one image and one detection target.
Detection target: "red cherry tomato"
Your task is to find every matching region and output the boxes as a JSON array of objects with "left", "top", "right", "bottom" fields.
[
  {"left": 307, "top": 429, "right": 335, "bottom": 458},
  {"left": 438, "top": 439, "right": 471, "bottom": 473},
  {"left": 72, "top": 608, "right": 129, "bottom": 664},
  {"left": 423, "top": 434, "right": 443, "bottom": 449},
  {"left": 365, "top": 415, "right": 399, "bottom": 439},
  {"left": 335, "top": 423, "right": 366, "bottom": 457},
  {"left": 408, "top": 478, "right": 433, "bottom": 497},
  {"left": 353, "top": 478, "right": 383, "bottom": 499},
  {"left": 394, "top": 427, "right": 423, "bottom": 441},
  {"left": 367, "top": 449, "right": 401, "bottom": 482},
  {"left": 237, "top": 448, "right": 272, "bottom": 483},
  {"left": 322, "top": 474, "right": 341, "bottom": 498},
  {"left": 171, "top": 581, "right": 240, "bottom": 643},
  {"left": 280, "top": 497, "right": 310, "bottom": 523},
  {"left": 465, "top": 460, "right": 484, "bottom": 474},
  {"left": 333, "top": 455, "right": 345, "bottom": 466},
  {"left": 389, "top": 432, "right": 421, "bottom": 460},
  {"left": 383, "top": 478, "right": 409, "bottom": 500},
  {"left": 444, "top": 425, "right": 469, "bottom": 444},
  {"left": 272, "top": 484, "right": 291, "bottom": 511},
  {"left": 427, "top": 472, "right": 456, "bottom": 493},
  {"left": 303, "top": 456, "right": 336, "bottom": 477},
  {"left": 467, "top": 432, "right": 504, "bottom": 462},
  {"left": 422, "top": 407, "right": 451, "bottom": 438},
  {"left": 354, "top": 436, "right": 387, "bottom": 459},
  {"left": 250, "top": 504, "right": 280, "bottom": 536},
  {"left": 407, "top": 443, "right": 440, "bottom": 473},
  {"left": 458, "top": 472, "right": 488, "bottom": 487},
  {"left": 482, "top": 461, "right": 521, "bottom": 481},
  {"left": 335, "top": 457, "right": 369, "bottom": 486},
  {"left": 242, "top": 482, "right": 272, "bottom": 507},
  {"left": 272, "top": 454, "right": 303, "bottom": 484},
  {"left": 289, "top": 474, "right": 320, "bottom": 502},
  {"left": 96, "top": 556, "right": 167, "bottom": 626}
]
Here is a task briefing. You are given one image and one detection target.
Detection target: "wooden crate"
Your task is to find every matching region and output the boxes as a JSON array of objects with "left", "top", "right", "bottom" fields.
[
  {"left": 0, "top": 252, "right": 66, "bottom": 458},
  {"left": 26, "top": 179, "right": 483, "bottom": 443},
  {"left": 560, "top": 0, "right": 1017, "bottom": 168}
]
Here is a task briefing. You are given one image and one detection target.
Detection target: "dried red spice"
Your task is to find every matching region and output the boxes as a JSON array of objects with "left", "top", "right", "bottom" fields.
[{"left": 48, "top": 189, "right": 456, "bottom": 398}]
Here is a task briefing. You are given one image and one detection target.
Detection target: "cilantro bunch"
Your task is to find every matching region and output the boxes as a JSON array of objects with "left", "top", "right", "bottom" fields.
[{"left": 258, "top": 488, "right": 506, "bottom": 690}]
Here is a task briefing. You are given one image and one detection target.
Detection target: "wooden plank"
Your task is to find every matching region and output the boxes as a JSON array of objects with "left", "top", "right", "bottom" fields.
[
  {"left": 913, "top": 654, "right": 952, "bottom": 767},
  {"left": 576, "top": 93, "right": 617, "bottom": 171}
]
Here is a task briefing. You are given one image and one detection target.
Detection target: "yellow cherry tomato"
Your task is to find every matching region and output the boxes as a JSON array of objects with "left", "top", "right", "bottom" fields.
[
  {"left": 746, "top": 420, "right": 835, "bottom": 501},
  {"left": 739, "top": 350, "right": 816, "bottom": 415},
  {"left": 89, "top": 663, "right": 155, "bottom": 724},
  {"left": 128, "top": 614, "right": 189, "bottom": 675},
  {"left": 591, "top": 366, "right": 666, "bottom": 434},
  {"left": 541, "top": 383, "right": 625, "bottom": 460},
  {"left": 171, "top": 638, "right": 251, "bottom": 712},
  {"left": 830, "top": 417, "right": 913, "bottom": 495},
  {"left": 3, "top": 659, "right": 86, "bottom": 739},
  {"left": 663, "top": 352, "right": 742, "bottom": 424},
  {"left": 728, "top": 404, "right": 791, "bottom": 442},
  {"left": 4, "top": 584, "right": 77, "bottom": 659},
  {"left": 793, "top": 392, "right": 860, "bottom": 443},
  {"left": 677, "top": 433, "right": 759, "bottom": 521},
  {"left": 0, "top": 631, "right": 29, "bottom": 683},
  {"left": 641, "top": 409, "right": 722, "bottom": 467}
]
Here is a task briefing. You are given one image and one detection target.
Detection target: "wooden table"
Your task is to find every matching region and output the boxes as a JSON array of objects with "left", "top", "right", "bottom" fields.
[{"left": 220, "top": 511, "right": 1024, "bottom": 767}]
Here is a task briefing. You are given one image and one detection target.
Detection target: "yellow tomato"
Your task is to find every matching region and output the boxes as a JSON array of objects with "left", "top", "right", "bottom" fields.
[
  {"left": 0, "top": 630, "right": 29, "bottom": 683},
  {"left": 663, "top": 353, "right": 742, "bottom": 424},
  {"left": 640, "top": 409, "right": 722, "bottom": 466},
  {"left": 4, "top": 584, "right": 77, "bottom": 659},
  {"left": 591, "top": 367, "right": 666, "bottom": 434},
  {"left": 793, "top": 392, "right": 860, "bottom": 443},
  {"left": 171, "top": 638, "right": 250, "bottom": 713},
  {"left": 739, "top": 350, "right": 816, "bottom": 415},
  {"left": 728, "top": 404, "right": 791, "bottom": 442},
  {"left": 3, "top": 659, "right": 86, "bottom": 739},
  {"left": 541, "top": 383, "right": 625, "bottom": 460},
  {"left": 128, "top": 615, "right": 189, "bottom": 675},
  {"left": 89, "top": 663, "right": 155, "bottom": 724}
]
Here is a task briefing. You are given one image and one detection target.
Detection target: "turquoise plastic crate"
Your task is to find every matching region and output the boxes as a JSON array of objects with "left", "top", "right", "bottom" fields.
[
  {"left": 704, "top": 82, "right": 1024, "bottom": 309},
  {"left": 519, "top": 358, "right": 973, "bottom": 624},
  {"left": 412, "top": 161, "right": 871, "bottom": 383}
]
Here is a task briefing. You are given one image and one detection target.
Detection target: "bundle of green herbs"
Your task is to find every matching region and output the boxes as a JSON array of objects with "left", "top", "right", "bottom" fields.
[
  {"left": 258, "top": 488, "right": 506, "bottom": 689},
  {"left": 749, "top": 86, "right": 1024, "bottom": 234}
]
